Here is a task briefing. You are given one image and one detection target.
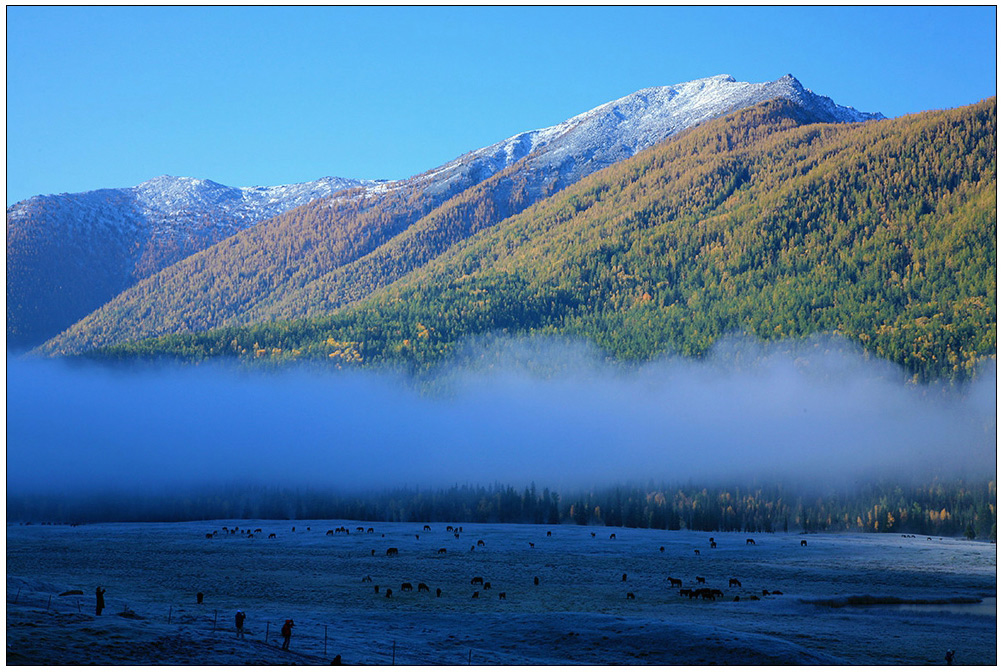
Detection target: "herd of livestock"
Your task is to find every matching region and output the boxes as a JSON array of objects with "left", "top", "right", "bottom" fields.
[{"left": 204, "top": 523, "right": 798, "bottom": 604}]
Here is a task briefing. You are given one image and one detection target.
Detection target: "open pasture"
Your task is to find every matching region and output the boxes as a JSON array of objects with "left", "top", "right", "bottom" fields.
[{"left": 6, "top": 521, "right": 996, "bottom": 665}]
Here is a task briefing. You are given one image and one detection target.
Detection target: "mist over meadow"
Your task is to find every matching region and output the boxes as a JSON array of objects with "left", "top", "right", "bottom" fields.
[{"left": 6, "top": 335, "right": 995, "bottom": 508}]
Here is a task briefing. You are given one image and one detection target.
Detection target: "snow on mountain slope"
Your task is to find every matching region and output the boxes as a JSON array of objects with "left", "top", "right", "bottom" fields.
[{"left": 7, "top": 175, "right": 375, "bottom": 349}]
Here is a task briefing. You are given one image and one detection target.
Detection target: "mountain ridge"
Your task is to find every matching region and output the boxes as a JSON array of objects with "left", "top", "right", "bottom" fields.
[{"left": 34, "top": 74, "right": 884, "bottom": 355}]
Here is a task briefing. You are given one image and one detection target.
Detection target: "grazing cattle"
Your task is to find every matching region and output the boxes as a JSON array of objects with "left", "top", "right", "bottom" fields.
[
  {"left": 205, "top": 533, "right": 213, "bottom": 539},
  {"left": 371, "top": 550, "right": 375, "bottom": 556},
  {"left": 437, "top": 548, "right": 447, "bottom": 554},
  {"left": 534, "top": 576, "right": 540, "bottom": 586},
  {"left": 771, "top": 590, "right": 783, "bottom": 595},
  {"left": 610, "top": 533, "right": 617, "bottom": 540},
  {"left": 477, "top": 539, "right": 486, "bottom": 547},
  {"left": 471, "top": 591, "right": 480, "bottom": 599},
  {"left": 659, "top": 546, "right": 665, "bottom": 552},
  {"left": 591, "top": 532, "right": 596, "bottom": 537},
  {"left": 367, "top": 528, "right": 375, "bottom": 534},
  {"left": 750, "top": 594, "right": 760, "bottom": 601},
  {"left": 709, "top": 537, "right": 715, "bottom": 543},
  {"left": 801, "top": 539, "right": 808, "bottom": 547},
  {"left": 470, "top": 545, "right": 476, "bottom": 552},
  {"left": 529, "top": 542, "right": 535, "bottom": 548},
  {"left": 746, "top": 538, "right": 756, "bottom": 545},
  {"left": 418, "top": 583, "right": 430, "bottom": 592},
  {"left": 423, "top": 525, "right": 431, "bottom": 532},
  {"left": 385, "top": 589, "right": 393, "bottom": 598},
  {"left": 255, "top": 528, "right": 262, "bottom": 533},
  {"left": 400, "top": 583, "right": 413, "bottom": 591},
  {"left": 457, "top": 527, "right": 463, "bottom": 532},
  {"left": 471, "top": 577, "right": 484, "bottom": 585},
  {"left": 696, "top": 576, "right": 706, "bottom": 584},
  {"left": 455, "top": 533, "right": 460, "bottom": 539},
  {"left": 415, "top": 535, "right": 420, "bottom": 540},
  {"left": 374, "top": 585, "right": 380, "bottom": 594},
  {"left": 694, "top": 549, "right": 700, "bottom": 555},
  {"left": 386, "top": 547, "right": 399, "bottom": 556},
  {"left": 679, "top": 589, "right": 692, "bottom": 597},
  {"left": 307, "top": 527, "right": 311, "bottom": 531},
  {"left": 268, "top": 533, "right": 276, "bottom": 539},
  {"left": 326, "top": 530, "right": 335, "bottom": 536},
  {"left": 362, "top": 575, "right": 373, "bottom": 582},
  {"left": 436, "top": 588, "right": 442, "bottom": 597},
  {"left": 711, "top": 589, "right": 724, "bottom": 598},
  {"left": 292, "top": 527, "right": 296, "bottom": 532},
  {"left": 547, "top": 531, "right": 552, "bottom": 537},
  {"left": 699, "top": 589, "right": 716, "bottom": 601},
  {"left": 483, "top": 582, "right": 492, "bottom": 590},
  {"left": 710, "top": 541, "right": 717, "bottom": 548},
  {"left": 734, "top": 595, "right": 741, "bottom": 602},
  {"left": 621, "top": 573, "right": 628, "bottom": 582},
  {"left": 498, "top": 592, "right": 506, "bottom": 600},
  {"left": 762, "top": 589, "right": 770, "bottom": 596},
  {"left": 447, "top": 526, "right": 454, "bottom": 532},
  {"left": 729, "top": 578, "right": 742, "bottom": 588},
  {"left": 668, "top": 577, "right": 683, "bottom": 587},
  {"left": 626, "top": 592, "right": 635, "bottom": 599}
]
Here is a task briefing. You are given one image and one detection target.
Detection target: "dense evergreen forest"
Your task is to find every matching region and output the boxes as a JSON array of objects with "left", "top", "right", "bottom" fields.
[
  {"left": 8, "top": 480, "right": 995, "bottom": 540},
  {"left": 90, "top": 98, "right": 996, "bottom": 382}
]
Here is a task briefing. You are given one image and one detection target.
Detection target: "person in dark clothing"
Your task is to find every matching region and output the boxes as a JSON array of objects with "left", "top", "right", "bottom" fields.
[
  {"left": 281, "top": 619, "right": 293, "bottom": 650},
  {"left": 95, "top": 587, "right": 106, "bottom": 616},
  {"left": 235, "top": 610, "right": 246, "bottom": 638}
]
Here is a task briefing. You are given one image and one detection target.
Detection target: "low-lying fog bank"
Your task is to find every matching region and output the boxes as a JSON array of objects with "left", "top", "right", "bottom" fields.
[{"left": 7, "top": 335, "right": 995, "bottom": 522}]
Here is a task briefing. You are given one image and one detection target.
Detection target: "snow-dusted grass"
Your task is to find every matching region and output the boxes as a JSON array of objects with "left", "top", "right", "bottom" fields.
[{"left": 6, "top": 521, "right": 995, "bottom": 665}]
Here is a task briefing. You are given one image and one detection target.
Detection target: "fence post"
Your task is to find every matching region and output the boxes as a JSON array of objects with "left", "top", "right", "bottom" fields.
[
  {"left": 77, "top": 599, "right": 81, "bottom": 613},
  {"left": 324, "top": 625, "right": 328, "bottom": 656},
  {"left": 168, "top": 605, "right": 172, "bottom": 624},
  {"left": 47, "top": 595, "right": 51, "bottom": 611},
  {"left": 392, "top": 640, "right": 396, "bottom": 665},
  {"left": 469, "top": 649, "right": 472, "bottom": 665},
  {"left": 265, "top": 621, "right": 270, "bottom": 645},
  {"left": 213, "top": 610, "right": 218, "bottom": 632},
  {"left": 15, "top": 587, "right": 21, "bottom": 604}
]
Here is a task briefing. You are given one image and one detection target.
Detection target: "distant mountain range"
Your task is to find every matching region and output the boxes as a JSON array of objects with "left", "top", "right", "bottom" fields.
[
  {"left": 85, "top": 96, "right": 995, "bottom": 383},
  {"left": 11, "top": 74, "right": 883, "bottom": 353}
]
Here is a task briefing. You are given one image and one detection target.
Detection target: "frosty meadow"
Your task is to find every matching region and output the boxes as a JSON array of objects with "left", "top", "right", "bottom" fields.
[{"left": 6, "top": 520, "right": 995, "bottom": 665}]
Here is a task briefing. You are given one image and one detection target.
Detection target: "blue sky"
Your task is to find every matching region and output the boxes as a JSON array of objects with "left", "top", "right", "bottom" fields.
[{"left": 6, "top": 5, "right": 996, "bottom": 206}]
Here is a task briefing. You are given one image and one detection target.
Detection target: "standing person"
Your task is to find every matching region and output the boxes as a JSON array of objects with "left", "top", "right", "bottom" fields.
[
  {"left": 95, "top": 586, "right": 106, "bottom": 616},
  {"left": 235, "top": 610, "right": 246, "bottom": 638},
  {"left": 281, "top": 619, "right": 294, "bottom": 651}
]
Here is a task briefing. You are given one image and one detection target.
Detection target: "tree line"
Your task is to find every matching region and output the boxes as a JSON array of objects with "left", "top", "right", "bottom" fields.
[{"left": 8, "top": 479, "right": 995, "bottom": 540}]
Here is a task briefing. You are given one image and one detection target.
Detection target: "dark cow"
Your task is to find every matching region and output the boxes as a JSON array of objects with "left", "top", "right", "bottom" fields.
[
  {"left": 547, "top": 531, "right": 552, "bottom": 537},
  {"left": 659, "top": 546, "right": 665, "bottom": 552},
  {"left": 418, "top": 583, "right": 430, "bottom": 592},
  {"left": 374, "top": 585, "right": 380, "bottom": 594},
  {"left": 679, "top": 589, "right": 692, "bottom": 597},
  {"left": 771, "top": 590, "right": 783, "bottom": 595},
  {"left": 205, "top": 533, "right": 213, "bottom": 539},
  {"left": 471, "top": 577, "right": 484, "bottom": 585},
  {"left": 621, "top": 573, "right": 627, "bottom": 582},
  {"left": 498, "top": 592, "right": 506, "bottom": 600},
  {"left": 357, "top": 527, "right": 365, "bottom": 532},
  {"left": 762, "top": 589, "right": 770, "bottom": 596},
  {"left": 367, "top": 528, "right": 375, "bottom": 534},
  {"left": 696, "top": 576, "right": 706, "bottom": 584},
  {"left": 471, "top": 591, "right": 480, "bottom": 599},
  {"left": 362, "top": 575, "right": 373, "bottom": 582},
  {"left": 709, "top": 537, "right": 715, "bottom": 543},
  {"left": 801, "top": 539, "right": 808, "bottom": 547},
  {"left": 436, "top": 588, "right": 442, "bottom": 597},
  {"left": 710, "top": 541, "right": 717, "bottom": 548},
  {"left": 529, "top": 542, "right": 535, "bottom": 548},
  {"left": 694, "top": 549, "right": 700, "bottom": 555},
  {"left": 534, "top": 576, "right": 540, "bottom": 586},
  {"left": 668, "top": 577, "right": 683, "bottom": 587},
  {"left": 255, "top": 528, "right": 262, "bottom": 533},
  {"left": 626, "top": 592, "right": 635, "bottom": 599},
  {"left": 386, "top": 547, "right": 399, "bottom": 556},
  {"left": 438, "top": 548, "right": 447, "bottom": 554},
  {"left": 729, "top": 578, "right": 742, "bottom": 588},
  {"left": 610, "top": 533, "right": 617, "bottom": 540},
  {"left": 447, "top": 526, "right": 454, "bottom": 532},
  {"left": 477, "top": 540, "right": 486, "bottom": 547},
  {"left": 423, "top": 525, "right": 432, "bottom": 532},
  {"left": 750, "top": 594, "right": 761, "bottom": 601},
  {"left": 400, "top": 583, "right": 413, "bottom": 591},
  {"left": 746, "top": 538, "right": 756, "bottom": 545},
  {"left": 415, "top": 535, "right": 420, "bottom": 540},
  {"left": 385, "top": 588, "right": 393, "bottom": 598},
  {"left": 269, "top": 533, "right": 277, "bottom": 539},
  {"left": 483, "top": 582, "right": 492, "bottom": 590},
  {"left": 326, "top": 530, "right": 335, "bottom": 536},
  {"left": 591, "top": 532, "right": 596, "bottom": 538}
]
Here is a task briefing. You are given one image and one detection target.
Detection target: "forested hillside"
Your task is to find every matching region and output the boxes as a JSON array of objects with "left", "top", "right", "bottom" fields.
[{"left": 90, "top": 98, "right": 996, "bottom": 382}]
